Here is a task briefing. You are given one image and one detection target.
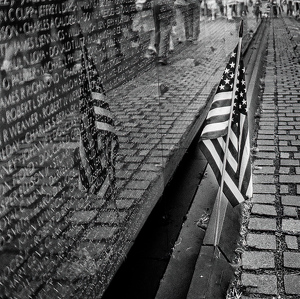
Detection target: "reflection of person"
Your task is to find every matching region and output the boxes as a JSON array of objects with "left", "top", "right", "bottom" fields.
[
  {"left": 272, "top": 0, "right": 278, "bottom": 16},
  {"left": 225, "top": 0, "right": 236, "bottom": 20},
  {"left": 295, "top": 1, "right": 300, "bottom": 17},
  {"left": 187, "top": 0, "right": 200, "bottom": 40},
  {"left": 134, "top": 0, "right": 174, "bottom": 65},
  {"left": 0, "top": 2, "right": 43, "bottom": 84},
  {"left": 277, "top": 0, "right": 282, "bottom": 13},
  {"left": 218, "top": 0, "right": 225, "bottom": 15},
  {"left": 121, "top": 0, "right": 138, "bottom": 48},
  {"left": 0, "top": 1, "right": 27, "bottom": 73},
  {"left": 175, "top": 0, "right": 200, "bottom": 43},
  {"left": 253, "top": 0, "right": 262, "bottom": 21},
  {"left": 1, "top": 43, "right": 15, "bottom": 73},
  {"left": 287, "top": 0, "right": 293, "bottom": 15},
  {"left": 111, "top": 2, "right": 124, "bottom": 58},
  {"left": 206, "top": 0, "right": 218, "bottom": 19},
  {"left": 134, "top": 0, "right": 157, "bottom": 57},
  {"left": 87, "top": 0, "right": 123, "bottom": 59},
  {"left": 153, "top": 0, "right": 175, "bottom": 65}
]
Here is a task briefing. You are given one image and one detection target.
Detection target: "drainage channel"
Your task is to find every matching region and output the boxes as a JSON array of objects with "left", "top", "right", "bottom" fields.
[
  {"left": 102, "top": 20, "right": 268, "bottom": 299},
  {"left": 102, "top": 137, "right": 208, "bottom": 299}
]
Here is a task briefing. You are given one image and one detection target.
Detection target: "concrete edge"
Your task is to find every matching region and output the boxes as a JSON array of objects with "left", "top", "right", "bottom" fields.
[{"left": 187, "top": 245, "right": 235, "bottom": 299}]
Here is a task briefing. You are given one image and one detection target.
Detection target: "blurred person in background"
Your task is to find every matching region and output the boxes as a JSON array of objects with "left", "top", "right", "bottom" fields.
[
  {"left": 279, "top": 0, "right": 285, "bottom": 13},
  {"left": 218, "top": 0, "right": 225, "bottom": 16},
  {"left": 153, "top": 0, "right": 175, "bottom": 65},
  {"left": 272, "top": 0, "right": 278, "bottom": 16},
  {"left": 225, "top": 0, "right": 236, "bottom": 20},
  {"left": 286, "top": 0, "right": 293, "bottom": 16},
  {"left": 200, "top": 0, "right": 209, "bottom": 18},
  {"left": 174, "top": 0, "right": 200, "bottom": 43},
  {"left": 253, "top": 0, "right": 262, "bottom": 21},
  {"left": 174, "top": 0, "right": 189, "bottom": 42},
  {"left": 277, "top": 0, "right": 283, "bottom": 13},
  {"left": 134, "top": 0, "right": 157, "bottom": 57},
  {"left": 236, "top": 0, "right": 246, "bottom": 16},
  {"left": 293, "top": 0, "right": 299, "bottom": 17},
  {"left": 206, "top": 0, "right": 219, "bottom": 19}
]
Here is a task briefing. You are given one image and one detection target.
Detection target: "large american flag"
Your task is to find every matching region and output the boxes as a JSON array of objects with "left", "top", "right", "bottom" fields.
[
  {"left": 199, "top": 45, "right": 253, "bottom": 207},
  {"left": 74, "top": 43, "right": 119, "bottom": 198}
]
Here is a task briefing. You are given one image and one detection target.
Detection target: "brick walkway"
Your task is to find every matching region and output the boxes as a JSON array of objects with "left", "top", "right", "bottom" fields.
[{"left": 232, "top": 16, "right": 300, "bottom": 298}]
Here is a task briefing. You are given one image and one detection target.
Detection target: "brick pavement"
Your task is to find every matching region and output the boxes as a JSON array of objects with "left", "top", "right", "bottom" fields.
[{"left": 230, "top": 16, "right": 300, "bottom": 298}]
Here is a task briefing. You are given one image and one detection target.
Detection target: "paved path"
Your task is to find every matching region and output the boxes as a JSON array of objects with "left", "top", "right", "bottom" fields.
[{"left": 229, "top": 16, "right": 300, "bottom": 299}]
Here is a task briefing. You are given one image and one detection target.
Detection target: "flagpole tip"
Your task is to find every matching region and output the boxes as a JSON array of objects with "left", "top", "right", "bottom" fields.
[{"left": 239, "top": 20, "right": 244, "bottom": 38}]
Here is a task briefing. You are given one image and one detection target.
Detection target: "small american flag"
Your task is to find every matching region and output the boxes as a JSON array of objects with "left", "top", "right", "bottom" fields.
[
  {"left": 74, "top": 42, "right": 119, "bottom": 198},
  {"left": 199, "top": 45, "right": 253, "bottom": 206}
]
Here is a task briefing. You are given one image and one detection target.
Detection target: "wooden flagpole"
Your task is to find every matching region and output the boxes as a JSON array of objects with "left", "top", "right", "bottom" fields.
[{"left": 213, "top": 20, "right": 244, "bottom": 248}]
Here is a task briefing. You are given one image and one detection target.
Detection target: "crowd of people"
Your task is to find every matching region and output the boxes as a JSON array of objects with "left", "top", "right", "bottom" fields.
[
  {"left": 1, "top": 0, "right": 299, "bottom": 73},
  {"left": 131, "top": 0, "right": 299, "bottom": 65},
  {"left": 132, "top": 0, "right": 201, "bottom": 65},
  {"left": 250, "top": 0, "right": 300, "bottom": 21}
]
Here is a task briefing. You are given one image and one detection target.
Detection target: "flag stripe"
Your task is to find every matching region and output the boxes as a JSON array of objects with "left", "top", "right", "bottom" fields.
[
  {"left": 92, "top": 92, "right": 106, "bottom": 101},
  {"left": 223, "top": 174, "right": 244, "bottom": 204},
  {"left": 94, "top": 106, "right": 114, "bottom": 119},
  {"left": 211, "top": 91, "right": 233, "bottom": 104},
  {"left": 201, "top": 138, "right": 236, "bottom": 183},
  {"left": 200, "top": 139, "right": 245, "bottom": 205},
  {"left": 209, "top": 137, "right": 238, "bottom": 176},
  {"left": 204, "top": 114, "right": 231, "bottom": 128},
  {"left": 227, "top": 139, "right": 238, "bottom": 171},
  {"left": 96, "top": 174, "right": 110, "bottom": 198},
  {"left": 223, "top": 181, "right": 241, "bottom": 206},
  {"left": 206, "top": 106, "right": 231, "bottom": 119},
  {"left": 201, "top": 121, "right": 229, "bottom": 139},
  {"left": 238, "top": 115, "right": 252, "bottom": 196},
  {"left": 95, "top": 121, "right": 117, "bottom": 134},
  {"left": 241, "top": 155, "right": 252, "bottom": 196}
]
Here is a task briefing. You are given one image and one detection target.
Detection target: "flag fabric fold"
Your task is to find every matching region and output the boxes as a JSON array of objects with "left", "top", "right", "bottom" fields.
[
  {"left": 74, "top": 42, "right": 119, "bottom": 198},
  {"left": 199, "top": 44, "right": 253, "bottom": 207}
]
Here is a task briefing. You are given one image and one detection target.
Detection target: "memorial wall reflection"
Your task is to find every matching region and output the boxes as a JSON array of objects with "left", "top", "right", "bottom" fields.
[
  {"left": 0, "top": 0, "right": 161, "bottom": 297},
  {"left": 0, "top": 0, "right": 219, "bottom": 297}
]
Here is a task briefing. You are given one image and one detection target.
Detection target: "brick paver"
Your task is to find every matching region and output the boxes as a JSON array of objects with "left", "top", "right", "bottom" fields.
[
  {"left": 284, "top": 275, "right": 300, "bottom": 294},
  {"left": 246, "top": 233, "right": 277, "bottom": 249},
  {"left": 242, "top": 251, "right": 275, "bottom": 270},
  {"left": 241, "top": 273, "right": 278, "bottom": 295}
]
